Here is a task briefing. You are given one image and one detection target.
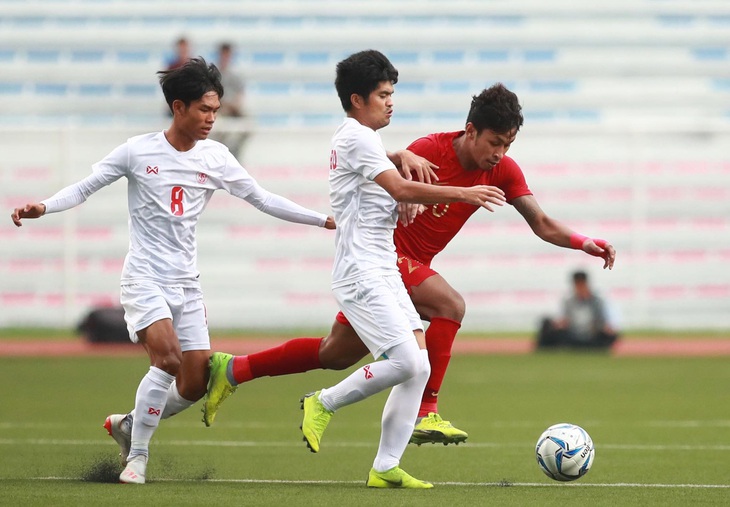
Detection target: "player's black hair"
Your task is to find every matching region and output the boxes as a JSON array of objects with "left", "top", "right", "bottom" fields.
[
  {"left": 572, "top": 270, "right": 588, "bottom": 283},
  {"left": 466, "top": 83, "right": 524, "bottom": 134},
  {"left": 157, "top": 57, "right": 224, "bottom": 113},
  {"left": 335, "top": 50, "right": 399, "bottom": 112}
]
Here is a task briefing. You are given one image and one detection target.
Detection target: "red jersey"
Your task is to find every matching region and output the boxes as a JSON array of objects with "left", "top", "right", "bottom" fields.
[{"left": 393, "top": 131, "right": 532, "bottom": 265}]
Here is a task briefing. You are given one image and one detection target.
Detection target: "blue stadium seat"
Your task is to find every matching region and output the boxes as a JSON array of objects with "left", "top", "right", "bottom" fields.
[
  {"left": 34, "top": 83, "right": 68, "bottom": 95},
  {"left": 27, "top": 50, "right": 61, "bottom": 63},
  {"left": 297, "top": 52, "right": 329, "bottom": 65},
  {"left": 78, "top": 84, "right": 113, "bottom": 96},
  {"left": 252, "top": 52, "right": 285, "bottom": 65},
  {"left": 433, "top": 51, "right": 465, "bottom": 64},
  {"left": 70, "top": 50, "right": 105, "bottom": 62},
  {"left": 0, "top": 50, "right": 16, "bottom": 62},
  {"left": 116, "top": 50, "right": 152, "bottom": 63},
  {"left": 0, "top": 82, "right": 23, "bottom": 94}
]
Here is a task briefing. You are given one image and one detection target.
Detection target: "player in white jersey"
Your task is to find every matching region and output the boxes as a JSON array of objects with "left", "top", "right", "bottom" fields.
[
  {"left": 298, "top": 50, "right": 506, "bottom": 488},
  {"left": 10, "top": 58, "right": 335, "bottom": 484}
]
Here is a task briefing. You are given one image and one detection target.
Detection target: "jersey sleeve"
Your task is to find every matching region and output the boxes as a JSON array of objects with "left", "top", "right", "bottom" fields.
[
  {"left": 498, "top": 156, "right": 532, "bottom": 203},
  {"left": 218, "top": 150, "right": 258, "bottom": 199},
  {"left": 243, "top": 184, "right": 327, "bottom": 226},
  {"left": 349, "top": 129, "right": 396, "bottom": 181},
  {"left": 222, "top": 151, "right": 326, "bottom": 227},
  {"left": 42, "top": 142, "right": 129, "bottom": 214}
]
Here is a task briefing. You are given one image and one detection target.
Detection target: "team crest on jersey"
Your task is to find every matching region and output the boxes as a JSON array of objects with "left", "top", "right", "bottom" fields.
[
  {"left": 146, "top": 166, "right": 159, "bottom": 174},
  {"left": 197, "top": 172, "right": 208, "bottom": 184}
]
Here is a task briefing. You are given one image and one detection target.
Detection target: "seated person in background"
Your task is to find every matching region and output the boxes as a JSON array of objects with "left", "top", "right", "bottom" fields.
[{"left": 537, "top": 270, "right": 619, "bottom": 349}]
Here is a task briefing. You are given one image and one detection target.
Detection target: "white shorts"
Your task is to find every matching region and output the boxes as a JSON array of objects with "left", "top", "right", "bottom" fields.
[
  {"left": 120, "top": 282, "right": 211, "bottom": 352},
  {"left": 333, "top": 274, "right": 423, "bottom": 360}
]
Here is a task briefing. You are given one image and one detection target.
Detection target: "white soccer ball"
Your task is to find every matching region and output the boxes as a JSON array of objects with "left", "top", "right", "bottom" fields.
[{"left": 535, "top": 423, "right": 595, "bottom": 481}]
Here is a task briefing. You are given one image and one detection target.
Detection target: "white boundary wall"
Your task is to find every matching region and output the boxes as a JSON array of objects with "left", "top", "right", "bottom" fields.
[{"left": 1, "top": 122, "right": 729, "bottom": 331}]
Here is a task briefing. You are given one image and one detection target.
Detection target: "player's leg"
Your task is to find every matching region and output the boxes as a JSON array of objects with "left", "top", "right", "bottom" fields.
[
  {"left": 108, "top": 287, "right": 209, "bottom": 476},
  {"left": 406, "top": 269, "right": 469, "bottom": 445},
  {"left": 231, "top": 316, "right": 366, "bottom": 384},
  {"left": 367, "top": 336, "right": 432, "bottom": 488},
  {"left": 112, "top": 284, "right": 187, "bottom": 484},
  {"left": 122, "top": 317, "right": 179, "bottom": 484},
  {"left": 203, "top": 316, "right": 367, "bottom": 426},
  {"left": 166, "top": 286, "right": 211, "bottom": 413},
  {"left": 303, "top": 275, "right": 432, "bottom": 491}
]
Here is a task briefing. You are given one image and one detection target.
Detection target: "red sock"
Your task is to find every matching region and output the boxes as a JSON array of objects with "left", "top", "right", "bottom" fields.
[
  {"left": 232, "top": 337, "right": 324, "bottom": 384},
  {"left": 420, "top": 317, "right": 461, "bottom": 417}
]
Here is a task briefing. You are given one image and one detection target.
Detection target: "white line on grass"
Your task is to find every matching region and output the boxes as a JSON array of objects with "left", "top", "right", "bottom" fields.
[
  {"left": 30, "top": 477, "right": 730, "bottom": 488},
  {"left": 4, "top": 438, "right": 730, "bottom": 452},
  {"left": 4, "top": 420, "right": 730, "bottom": 430}
]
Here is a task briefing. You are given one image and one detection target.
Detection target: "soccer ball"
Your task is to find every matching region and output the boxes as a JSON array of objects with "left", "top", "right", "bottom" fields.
[{"left": 535, "top": 423, "right": 595, "bottom": 481}]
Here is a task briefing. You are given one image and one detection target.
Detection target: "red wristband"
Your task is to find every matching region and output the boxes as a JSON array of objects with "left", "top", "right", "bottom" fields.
[{"left": 569, "top": 233, "right": 588, "bottom": 249}]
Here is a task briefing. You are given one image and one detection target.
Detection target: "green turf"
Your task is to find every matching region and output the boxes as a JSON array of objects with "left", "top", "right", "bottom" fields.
[{"left": 1, "top": 353, "right": 729, "bottom": 506}]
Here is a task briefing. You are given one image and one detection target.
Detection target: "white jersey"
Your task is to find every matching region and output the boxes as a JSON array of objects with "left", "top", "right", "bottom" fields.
[
  {"left": 329, "top": 118, "right": 398, "bottom": 288},
  {"left": 42, "top": 131, "right": 327, "bottom": 287}
]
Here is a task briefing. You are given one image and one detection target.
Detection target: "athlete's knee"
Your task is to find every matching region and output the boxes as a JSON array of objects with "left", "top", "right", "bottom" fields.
[
  {"left": 319, "top": 325, "right": 367, "bottom": 370},
  {"left": 419, "top": 349, "right": 431, "bottom": 376},
  {"left": 437, "top": 293, "right": 466, "bottom": 322},
  {"left": 387, "top": 341, "right": 427, "bottom": 380},
  {"left": 148, "top": 346, "right": 182, "bottom": 375}
]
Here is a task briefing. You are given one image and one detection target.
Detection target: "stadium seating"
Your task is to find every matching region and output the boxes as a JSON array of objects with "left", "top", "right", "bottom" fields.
[
  {"left": 1, "top": 0, "right": 729, "bottom": 330},
  {"left": 1, "top": 0, "right": 729, "bottom": 125}
]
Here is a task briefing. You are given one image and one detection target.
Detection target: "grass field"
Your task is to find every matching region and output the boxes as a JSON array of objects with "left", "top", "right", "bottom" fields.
[{"left": 1, "top": 352, "right": 729, "bottom": 506}]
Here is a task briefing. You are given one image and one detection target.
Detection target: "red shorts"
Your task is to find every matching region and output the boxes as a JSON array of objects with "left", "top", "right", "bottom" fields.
[{"left": 335, "top": 253, "right": 438, "bottom": 326}]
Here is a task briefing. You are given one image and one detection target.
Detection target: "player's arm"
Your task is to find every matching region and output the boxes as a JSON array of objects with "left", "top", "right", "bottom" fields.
[
  {"left": 12, "top": 142, "right": 129, "bottom": 227},
  {"left": 387, "top": 145, "right": 438, "bottom": 226},
  {"left": 243, "top": 184, "right": 335, "bottom": 229},
  {"left": 512, "top": 194, "right": 616, "bottom": 269},
  {"left": 11, "top": 168, "right": 122, "bottom": 227},
  {"left": 386, "top": 150, "right": 439, "bottom": 184},
  {"left": 374, "top": 169, "right": 505, "bottom": 210}
]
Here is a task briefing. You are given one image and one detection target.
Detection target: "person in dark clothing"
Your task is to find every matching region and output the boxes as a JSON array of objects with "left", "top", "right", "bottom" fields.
[{"left": 537, "top": 270, "right": 619, "bottom": 350}]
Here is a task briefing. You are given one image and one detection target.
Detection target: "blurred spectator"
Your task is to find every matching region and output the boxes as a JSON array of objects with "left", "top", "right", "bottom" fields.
[
  {"left": 212, "top": 42, "right": 250, "bottom": 158},
  {"left": 536, "top": 270, "right": 619, "bottom": 350},
  {"left": 166, "top": 37, "right": 191, "bottom": 70}
]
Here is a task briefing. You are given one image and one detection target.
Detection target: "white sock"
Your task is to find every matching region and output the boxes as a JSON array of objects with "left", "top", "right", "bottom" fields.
[
  {"left": 319, "top": 339, "right": 424, "bottom": 412},
  {"left": 128, "top": 366, "right": 175, "bottom": 461},
  {"left": 161, "top": 381, "right": 195, "bottom": 419},
  {"left": 373, "top": 349, "right": 430, "bottom": 472}
]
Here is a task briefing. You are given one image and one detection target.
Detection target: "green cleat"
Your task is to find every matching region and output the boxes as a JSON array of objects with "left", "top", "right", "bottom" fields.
[
  {"left": 409, "top": 412, "right": 468, "bottom": 446},
  {"left": 202, "top": 352, "right": 237, "bottom": 427},
  {"left": 366, "top": 466, "right": 434, "bottom": 489},
  {"left": 299, "top": 391, "right": 333, "bottom": 453}
]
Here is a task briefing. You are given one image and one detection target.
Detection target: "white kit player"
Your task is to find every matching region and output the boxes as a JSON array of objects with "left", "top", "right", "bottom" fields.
[
  {"left": 11, "top": 58, "right": 335, "bottom": 484},
  {"left": 298, "top": 50, "right": 506, "bottom": 489}
]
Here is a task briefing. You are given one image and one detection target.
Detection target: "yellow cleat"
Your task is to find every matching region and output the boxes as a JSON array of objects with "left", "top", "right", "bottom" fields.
[
  {"left": 366, "top": 466, "right": 434, "bottom": 489},
  {"left": 409, "top": 413, "right": 468, "bottom": 446},
  {"left": 202, "top": 352, "right": 237, "bottom": 427},
  {"left": 300, "top": 391, "right": 333, "bottom": 453}
]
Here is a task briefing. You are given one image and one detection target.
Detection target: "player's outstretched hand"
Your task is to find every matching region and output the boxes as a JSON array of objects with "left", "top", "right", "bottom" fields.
[
  {"left": 465, "top": 185, "right": 506, "bottom": 211},
  {"left": 394, "top": 150, "right": 439, "bottom": 184},
  {"left": 11, "top": 203, "right": 46, "bottom": 227},
  {"left": 324, "top": 216, "right": 336, "bottom": 230},
  {"left": 583, "top": 239, "right": 616, "bottom": 270}
]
